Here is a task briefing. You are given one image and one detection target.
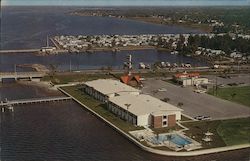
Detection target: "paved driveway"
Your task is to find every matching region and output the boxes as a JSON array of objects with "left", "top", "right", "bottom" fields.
[{"left": 141, "top": 78, "right": 250, "bottom": 120}]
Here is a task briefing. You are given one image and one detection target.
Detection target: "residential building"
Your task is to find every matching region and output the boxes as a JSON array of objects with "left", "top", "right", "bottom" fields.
[
  {"left": 83, "top": 79, "right": 140, "bottom": 102},
  {"left": 83, "top": 79, "right": 183, "bottom": 128},
  {"left": 108, "top": 94, "right": 182, "bottom": 128}
]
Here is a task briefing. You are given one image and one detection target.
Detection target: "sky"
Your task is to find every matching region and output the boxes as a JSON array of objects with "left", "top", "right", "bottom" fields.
[{"left": 1, "top": 0, "right": 250, "bottom": 6}]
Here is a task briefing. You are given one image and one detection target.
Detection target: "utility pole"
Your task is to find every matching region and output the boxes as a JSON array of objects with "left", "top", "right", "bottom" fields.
[
  {"left": 127, "top": 54, "right": 132, "bottom": 76},
  {"left": 69, "top": 59, "right": 72, "bottom": 72},
  {"left": 47, "top": 35, "right": 49, "bottom": 47},
  {"left": 14, "top": 64, "right": 17, "bottom": 81},
  {"left": 238, "top": 61, "right": 240, "bottom": 73},
  {"left": 215, "top": 75, "right": 218, "bottom": 96}
]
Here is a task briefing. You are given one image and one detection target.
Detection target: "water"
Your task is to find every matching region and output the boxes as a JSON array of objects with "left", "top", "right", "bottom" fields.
[
  {"left": 0, "top": 50, "right": 207, "bottom": 72},
  {"left": 0, "top": 6, "right": 207, "bottom": 72},
  {"left": 1, "top": 83, "right": 250, "bottom": 161},
  {"left": 151, "top": 134, "right": 191, "bottom": 146},
  {"left": 1, "top": 6, "right": 202, "bottom": 50},
  {"left": 168, "top": 134, "right": 191, "bottom": 146}
]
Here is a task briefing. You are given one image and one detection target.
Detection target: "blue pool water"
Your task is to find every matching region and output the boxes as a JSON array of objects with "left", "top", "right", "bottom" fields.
[
  {"left": 152, "top": 134, "right": 191, "bottom": 146},
  {"left": 170, "top": 134, "right": 191, "bottom": 146}
]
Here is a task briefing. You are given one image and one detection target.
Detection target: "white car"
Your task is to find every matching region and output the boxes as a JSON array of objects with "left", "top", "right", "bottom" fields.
[
  {"left": 158, "top": 88, "right": 167, "bottom": 92},
  {"left": 194, "top": 89, "right": 206, "bottom": 93}
]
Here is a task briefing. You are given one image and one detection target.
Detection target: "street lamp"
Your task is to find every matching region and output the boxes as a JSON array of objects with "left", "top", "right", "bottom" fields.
[{"left": 124, "top": 103, "right": 131, "bottom": 122}]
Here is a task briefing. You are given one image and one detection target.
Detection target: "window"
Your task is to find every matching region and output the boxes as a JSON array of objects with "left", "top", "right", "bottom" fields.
[
  {"left": 163, "top": 121, "right": 167, "bottom": 125},
  {"left": 163, "top": 115, "right": 167, "bottom": 119}
]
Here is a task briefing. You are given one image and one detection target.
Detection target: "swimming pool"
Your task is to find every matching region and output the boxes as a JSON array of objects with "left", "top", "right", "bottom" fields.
[
  {"left": 151, "top": 134, "right": 192, "bottom": 147},
  {"left": 169, "top": 134, "right": 191, "bottom": 146}
]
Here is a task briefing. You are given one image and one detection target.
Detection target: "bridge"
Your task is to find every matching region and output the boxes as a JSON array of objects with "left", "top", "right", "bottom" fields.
[
  {"left": 0, "top": 49, "right": 40, "bottom": 54},
  {"left": 0, "top": 72, "right": 46, "bottom": 82},
  {"left": 0, "top": 96, "right": 72, "bottom": 107}
]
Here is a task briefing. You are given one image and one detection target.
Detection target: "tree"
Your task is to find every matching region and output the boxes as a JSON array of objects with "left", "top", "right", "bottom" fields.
[
  {"left": 231, "top": 93, "right": 236, "bottom": 99},
  {"left": 177, "top": 102, "right": 184, "bottom": 108},
  {"left": 162, "top": 97, "right": 170, "bottom": 102},
  {"left": 86, "top": 35, "right": 91, "bottom": 42},
  {"left": 48, "top": 64, "right": 58, "bottom": 78}
]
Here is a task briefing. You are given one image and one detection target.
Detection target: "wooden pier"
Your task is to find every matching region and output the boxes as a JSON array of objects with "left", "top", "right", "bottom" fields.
[
  {"left": 0, "top": 49, "right": 40, "bottom": 54},
  {"left": 0, "top": 96, "right": 72, "bottom": 107},
  {"left": 0, "top": 72, "right": 46, "bottom": 82}
]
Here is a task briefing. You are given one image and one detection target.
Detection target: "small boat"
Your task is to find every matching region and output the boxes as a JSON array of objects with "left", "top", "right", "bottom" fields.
[{"left": 139, "top": 62, "right": 146, "bottom": 69}]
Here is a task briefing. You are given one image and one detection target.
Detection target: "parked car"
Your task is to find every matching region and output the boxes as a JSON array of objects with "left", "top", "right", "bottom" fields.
[
  {"left": 194, "top": 115, "right": 211, "bottom": 120},
  {"left": 158, "top": 88, "right": 167, "bottom": 92},
  {"left": 194, "top": 115, "right": 204, "bottom": 120},
  {"left": 193, "top": 89, "right": 206, "bottom": 93}
]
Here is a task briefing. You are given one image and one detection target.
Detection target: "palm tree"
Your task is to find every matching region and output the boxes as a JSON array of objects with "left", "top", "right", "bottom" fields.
[
  {"left": 177, "top": 102, "right": 184, "bottom": 108},
  {"left": 162, "top": 97, "right": 170, "bottom": 102},
  {"left": 231, "top": 93, "right": 236, "bottom": 99}
]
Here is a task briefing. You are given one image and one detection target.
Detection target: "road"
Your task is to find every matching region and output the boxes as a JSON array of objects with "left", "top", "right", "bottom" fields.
[
  {"left": 141, "top": 78, "right": 250, "bottom": 120},
  {"left": 205, "top": 74, "right": 250, "bottom": 86}
]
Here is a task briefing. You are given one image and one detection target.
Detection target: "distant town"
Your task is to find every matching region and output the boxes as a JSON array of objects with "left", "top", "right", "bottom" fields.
[{"left": 50, "top": 33, "right": 250, "bottom": 66}]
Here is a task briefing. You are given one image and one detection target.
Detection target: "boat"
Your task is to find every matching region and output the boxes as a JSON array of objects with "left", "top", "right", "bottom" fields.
[{"left": 139, "top": 62, "right": 146, "bottom": 69}]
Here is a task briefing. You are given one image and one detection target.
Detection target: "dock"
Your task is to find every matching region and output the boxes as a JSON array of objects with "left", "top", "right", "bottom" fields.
[
  {"left": 0, "top": 72, "right": 46, "bottom": 82},
  {"left": 0, "top": 49, "right": 40, "bottom": 54},
  {"left": 0, "top": 96, "right": 72, "bottom": 107}
]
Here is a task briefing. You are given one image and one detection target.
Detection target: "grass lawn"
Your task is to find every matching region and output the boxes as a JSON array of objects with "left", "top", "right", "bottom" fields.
[
  {"left": 207, "top": 86, "right": 250, "bottom": 107},
  {"left": 181, "top": 115, "right": 193, "bottom": 121},
  {"left": 183, "top": 120, "right": 226, "bottom": 148},
  {"left": 61, "top": 85, "right": 144, "bottom": 133},
  {"left": 217, "top": 117, "right": 250, "bottom": 146},
  {"left": 183, "top": 117, "right": 250, "bottom": 148}
]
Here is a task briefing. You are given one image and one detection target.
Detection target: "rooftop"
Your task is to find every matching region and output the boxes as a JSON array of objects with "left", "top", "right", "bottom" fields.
[
  {"left": 109, "top": 94, "right": 183, "bottom": 116},
  {"left": 84, "top": 79, "right": 140, "bottom": 95}
]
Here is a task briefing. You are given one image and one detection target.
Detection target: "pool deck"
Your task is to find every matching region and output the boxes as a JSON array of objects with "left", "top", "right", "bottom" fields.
[{"left": 129, "top": 129, "right": 202, "bottom": 151}]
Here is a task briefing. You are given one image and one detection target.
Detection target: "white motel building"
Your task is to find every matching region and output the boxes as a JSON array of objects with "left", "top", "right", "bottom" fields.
[{"left": 83, "top": 79, "right": 183, "bottom": 128}]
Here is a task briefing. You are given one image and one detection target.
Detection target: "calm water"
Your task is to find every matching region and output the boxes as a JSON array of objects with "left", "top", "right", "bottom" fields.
[
  {"left": 0, "top": 6, "right": 206, "bottom": 72},
  {"left": 0, "top": 83, "right": 250, "bottom": 161},
  {"left": 1, "top": 6, "right": 202, "bottom": 50},
  {"left": 0, "top": 50, "right": 207, "bottom": 72}
]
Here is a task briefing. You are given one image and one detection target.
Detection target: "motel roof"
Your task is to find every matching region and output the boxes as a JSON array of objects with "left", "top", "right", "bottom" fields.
[
  {"left": 84, "top": 79, "right": 140, "bottom": 95},
  {"left": 109, "top": 94, "right": 183, "bottom": 116}
]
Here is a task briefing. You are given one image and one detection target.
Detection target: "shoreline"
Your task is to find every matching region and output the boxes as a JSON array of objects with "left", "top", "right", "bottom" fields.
[
  {"left": 58, "top": 86, "right": 250, "bottom": 157},
  {"left": 122, "top": 17, "right": 212, "bottom": 33},
  {"left": 71, "top": 13, "right": 211, "bottom": 33}
]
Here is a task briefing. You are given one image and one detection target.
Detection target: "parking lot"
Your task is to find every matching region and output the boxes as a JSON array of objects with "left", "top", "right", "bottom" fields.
[
  {"left": 141, "top": 78, "right": 250, "bottom": 120},
  {"left": 205, "top": 74, "right": 250, "bottom": 86}
]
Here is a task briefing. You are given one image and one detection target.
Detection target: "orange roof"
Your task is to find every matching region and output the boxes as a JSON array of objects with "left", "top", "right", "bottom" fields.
[
  {"left": 120, "top": 75, "right": 140, "bottom": 84},
  {"left": 174, "top": 72, "right": 200, "bottom": 78}
]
